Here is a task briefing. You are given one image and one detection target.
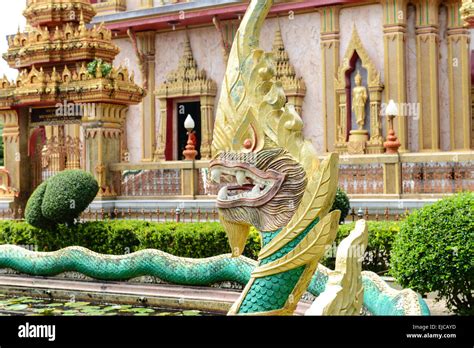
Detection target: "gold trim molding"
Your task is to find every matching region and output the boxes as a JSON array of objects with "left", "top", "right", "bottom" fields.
[{"left": 93, "top": 0, "right": 127, "bottom": 15}]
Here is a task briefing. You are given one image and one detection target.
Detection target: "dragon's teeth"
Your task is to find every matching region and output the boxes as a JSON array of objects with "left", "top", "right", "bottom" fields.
[
  {"left": 211, "top": 169, "right": 221, "bottom": 183},
  {"left": 217, "top": 186, "right": 228, "bottom": 200},
  {"left": 252, "top": 185, "right": 261, "bottom": 195},
  {"left": 236, "top": 171, "right": 246, "bottom": 186}
]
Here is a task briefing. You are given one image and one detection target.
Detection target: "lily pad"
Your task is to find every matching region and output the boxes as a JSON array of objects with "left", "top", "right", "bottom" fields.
[
  {"left": 65, "top": 302, "right": 91, "bottom": 308},
  {"left": 102, "top": 305, "right": 122, "bottom": 312},
  {"left": 129, "top": 308, "right": 154, "bottom": 313},
  {"left": 33, "top": 308, "right": 55, "bottom": 315},
  {"left": 182, "top": 310, "right": 201, "bottom": 316},
  {"left": 46, "top": 303, "right": 64, "bottom": 307},
  {"left": 79, "top": 307, "right": 103, "bottom": 313},
  {"left": 5, "top": 304, "right": 29, "bottom": 311}
]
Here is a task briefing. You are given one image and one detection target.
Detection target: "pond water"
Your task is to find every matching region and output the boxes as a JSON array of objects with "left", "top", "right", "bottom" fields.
[{"left": 0, "top": 294, "right": 211, "bottom": 316}]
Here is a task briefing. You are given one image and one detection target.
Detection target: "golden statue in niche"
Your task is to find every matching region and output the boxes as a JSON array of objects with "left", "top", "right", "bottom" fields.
[
  {"left": 348, "top": 70, "right": 369, "bottom": 154},
  {"left": 352, "top": 70, "right": 367, "bottom": 130}
]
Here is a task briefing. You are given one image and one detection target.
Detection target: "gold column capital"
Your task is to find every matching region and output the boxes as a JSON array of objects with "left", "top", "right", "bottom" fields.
[
  {"left": 137, "top": 31, "right": 157, "bottom": 56},
  {"left": 413, "top": 0, "right": 441, "bottom": 27},
  {"left": 445, "top": 0, "right": 470, "bottom": 29},
  {"left": 381, "top": 0, "right": 408, "bottom": 26},
  {"left": 319, "top": 6, "right": 340, "bottom": 35}
]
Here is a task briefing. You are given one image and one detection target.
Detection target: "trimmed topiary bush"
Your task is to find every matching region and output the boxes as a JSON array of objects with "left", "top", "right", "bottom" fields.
[
  {"left": 25, "top": 181, "right": 53, "bottom": 230},
  {"left": 390, "top": 192, "right": 474, "bottom": 315},
  {"left": 25, "top": 170, "right": 99, "bottom": 229},
  {"left": 330, "top": 187, "right": 351, "bottom": 223}
]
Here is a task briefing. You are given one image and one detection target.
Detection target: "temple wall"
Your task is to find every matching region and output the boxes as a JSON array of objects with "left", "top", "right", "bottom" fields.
[
  {"left": 115, "top": 38, "right": 143, "bottom": 164},
  {"left": 260, "top": 13, "right": 324, "bottom": 152},
  {"left": 110, "top": 1, "right": 471, "bottom": 162},
  {"left": 126, "top": 0, "right": 142, "bottom": 11},
  {"left": 340, "top": 4, "right": 385, "bottom": 82}
]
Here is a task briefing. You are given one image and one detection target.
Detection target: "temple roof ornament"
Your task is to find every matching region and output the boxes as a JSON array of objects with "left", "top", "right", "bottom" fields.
[
  {"left": 156, "top": 36, "right": 217, "bottom": 98},
  {"left": 0, "top": 0, "right": 144, "bottom": 109},
  {"left": 4, "top": 19, "right": 118, "bottom": 69},
  {"left": 23, "top": 0, "right": 97, "bottom": 28},
  {"left": 271, "top": 28, "right": 306, "bottom": 98}
]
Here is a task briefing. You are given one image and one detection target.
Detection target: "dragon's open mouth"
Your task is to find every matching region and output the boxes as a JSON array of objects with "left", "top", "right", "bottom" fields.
[{"left": 209, "top": 159, "right": 285, "bottom": 208}]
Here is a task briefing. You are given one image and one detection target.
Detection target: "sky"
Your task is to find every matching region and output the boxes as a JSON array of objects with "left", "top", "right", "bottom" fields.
[{"left": 0, "top": 1, "right": 26, "bottom": 80}]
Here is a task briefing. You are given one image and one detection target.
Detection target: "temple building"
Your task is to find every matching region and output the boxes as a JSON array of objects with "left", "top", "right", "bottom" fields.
[{"left": 0, "top": 0, "right": 473, "bottom": 215}]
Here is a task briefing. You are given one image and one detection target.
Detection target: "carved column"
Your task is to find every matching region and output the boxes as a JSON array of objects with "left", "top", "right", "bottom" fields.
[
  {"left": 138, "top": 31, "right": 156, "bottom": 162},
  {"left": 82, "top": 104, "right": 127, "bottom": 198},
  {"left": 472, "top": 85, "right": 474, "bottom": 148},
  {"left": 382, "top": 0, "right": 409, "bottom": 151},
  {"left": 200, "top": 95, "right": 215, "bottom": 160},
  {"left": 320, "top": 6, "right": 340, "bottom": 152},
  {"left": 446, "top": 0, "right": 472, "bottom": 150},
  {"left": 65, "top": 124, "right": 81, "bottom": 169},
  {"left": 154, "top": 98, "right": 168, "bottom": 161},
  {"left": 415, "top": 0, "right": 441, "bottom": 151}
]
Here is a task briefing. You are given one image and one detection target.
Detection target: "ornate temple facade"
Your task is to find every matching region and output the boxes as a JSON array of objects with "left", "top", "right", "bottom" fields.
[{"left": 0, "top": 0, "right": 473, "bottom": 212}]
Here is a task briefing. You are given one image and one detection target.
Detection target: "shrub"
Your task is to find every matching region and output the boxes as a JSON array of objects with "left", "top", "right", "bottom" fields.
[
  {"left": 41, "top": 170, "right": 99, "bottom": 227},
  {"left": 25, "top": 181, "right": 53, "bottom": 230},
  {"left": 321, "top": 220, "right": 399, "bottom": 274},
  {"left": 390, "top": 193, "right": 474, "bottom": 315},
  {"left": 0, "top": 221, "right": 261, "bottom": 260},
  {"left": 330, "top": 188, "right": 351, "bottom": 223}
]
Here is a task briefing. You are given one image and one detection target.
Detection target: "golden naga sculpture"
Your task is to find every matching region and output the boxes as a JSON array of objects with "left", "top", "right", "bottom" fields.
[
  {"left": 306, "top": 219, "right": 369, "bottom": 315},
  {"left": 210, "top": 0, "right": 341, "bottom": 315}
]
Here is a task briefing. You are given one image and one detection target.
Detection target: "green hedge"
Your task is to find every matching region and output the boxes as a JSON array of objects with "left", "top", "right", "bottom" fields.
[
  {"left": 330, "top": 188, "right": 351, "bottom": 223},
  {"left": 390, "top": 192, "right": 473, "bottom": 315},
  {"left": 321, "top": 221, "right": 400, "bottom": 274},
  {"left": 0, "top": 220, "right": 399, "bottom": 272},
  {"left": 0, "top": 221, "right": 261, "bottom": 260}
]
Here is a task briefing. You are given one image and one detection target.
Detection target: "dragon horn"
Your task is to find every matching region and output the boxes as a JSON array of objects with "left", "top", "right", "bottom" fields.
[{"left": 211, "top": 0, "right": 273, "bottom": 156}]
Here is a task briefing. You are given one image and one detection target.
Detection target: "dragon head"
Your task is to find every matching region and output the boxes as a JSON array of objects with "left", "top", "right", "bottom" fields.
[{"left": 211, "top": 0, "right": 338, "bottom": 259}]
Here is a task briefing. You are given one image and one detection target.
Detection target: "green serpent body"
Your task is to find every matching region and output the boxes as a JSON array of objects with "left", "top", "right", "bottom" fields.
[
  {"left": 0, "top": 244, "right": 430, "bottom": 315},
  {"left": 238, "top": 219, "right": 318, "bottom": 314}
]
